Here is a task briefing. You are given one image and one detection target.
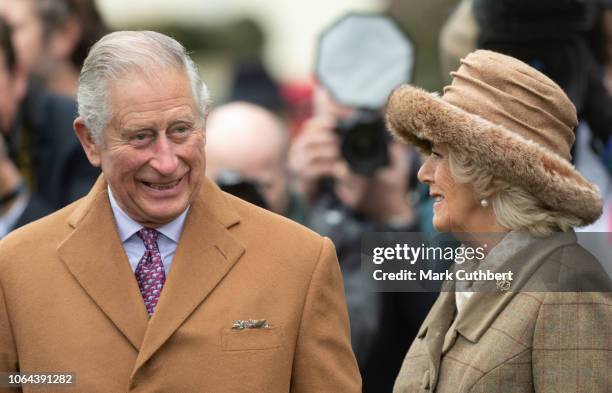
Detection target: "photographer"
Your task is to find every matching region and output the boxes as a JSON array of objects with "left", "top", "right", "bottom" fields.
[
  {"left": 290, "top": 86, "right": 416, "bottom": 228},
  {"left": 288, "top": 14, "right": 436, "bottom": 392},
  {"left": 473, "top": 0, "right": 612, "bottom": 160},
  {"left": 206, "top": 101, "right": 306, "bottom": 223}
]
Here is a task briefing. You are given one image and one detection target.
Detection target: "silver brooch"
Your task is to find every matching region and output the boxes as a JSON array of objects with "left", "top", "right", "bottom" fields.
[{"left": 496, "top": 279, "right": 511, "bottom": 292}]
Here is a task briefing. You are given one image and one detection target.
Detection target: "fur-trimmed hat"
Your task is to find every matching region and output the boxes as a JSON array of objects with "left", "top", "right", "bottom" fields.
[{"left": 385, "top": 50, "right": 602, "bottom": 225}]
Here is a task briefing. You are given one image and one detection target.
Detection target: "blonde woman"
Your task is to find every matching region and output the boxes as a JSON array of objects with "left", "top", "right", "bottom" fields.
[{"left": 386, "top": 50, "right": 612, "bottom": 393}]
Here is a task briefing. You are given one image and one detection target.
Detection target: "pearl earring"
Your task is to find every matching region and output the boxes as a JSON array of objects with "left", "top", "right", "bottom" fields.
[{"left": 480, "top": 198, "right": 489, "bottom": 208}]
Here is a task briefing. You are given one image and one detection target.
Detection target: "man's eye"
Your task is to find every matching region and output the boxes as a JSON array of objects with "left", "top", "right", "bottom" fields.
[
  {"left": 128, "top": 131, "right": 153, "bottom": 146},
  {"left": 174, "top": 125, "right": 192, "bottom": 134},
  {"left": 170, "top": 125, "right": 193, "bottom": 140}
]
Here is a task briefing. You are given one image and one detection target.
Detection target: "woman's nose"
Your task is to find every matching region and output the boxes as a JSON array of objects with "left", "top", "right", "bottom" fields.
[{"left": 417, "top": 157, "right": 433, "bottom": 185}]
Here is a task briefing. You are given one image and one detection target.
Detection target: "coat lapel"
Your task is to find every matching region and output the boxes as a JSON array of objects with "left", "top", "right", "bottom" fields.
[
  {"left": 57, "top": 177, "right": 149, "bottom": 351},
  {"left": 416, "top": 291, "right": 456, "bottom": 391},
  {"left": 132, "top": 179, "right": 245, "bottom": 375},
  {"left": 455, "top": 231, "right": 576, "bottom": 343}
]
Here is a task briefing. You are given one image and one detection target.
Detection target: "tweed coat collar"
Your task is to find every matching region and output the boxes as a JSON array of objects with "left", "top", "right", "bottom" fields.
[
  {"left": 415, "top": 231, "right": 578, "bottom": 391},
  {"left": 57, "top": 175, "right": 245, "bottom": 377}
]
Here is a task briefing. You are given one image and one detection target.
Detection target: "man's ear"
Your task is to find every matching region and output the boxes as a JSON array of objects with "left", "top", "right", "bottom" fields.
[{"left": 73, "top": 117, "right": 102, "bottom": 167}]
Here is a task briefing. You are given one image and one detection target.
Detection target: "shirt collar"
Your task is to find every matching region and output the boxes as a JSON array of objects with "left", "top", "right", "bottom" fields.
[{"left": 108, "top": 185, "right": 189, "bottom": 243}]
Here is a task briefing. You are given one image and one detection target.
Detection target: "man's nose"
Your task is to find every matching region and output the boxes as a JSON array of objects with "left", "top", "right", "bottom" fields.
[
  {"left": 149, "top": 136, "right": 179, "bottom": 175},
  {"left": 417, "top": 157, "right": 433, "bottom": 185}
]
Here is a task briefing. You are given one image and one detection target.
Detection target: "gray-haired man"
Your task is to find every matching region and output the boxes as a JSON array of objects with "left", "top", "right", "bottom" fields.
[{"left": 0, "top": 31, "right": 360, "bottom": 392}]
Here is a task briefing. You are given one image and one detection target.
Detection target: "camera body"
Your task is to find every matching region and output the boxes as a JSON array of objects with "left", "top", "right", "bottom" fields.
[
  {"left": 315, "top": 13, "right": 414, "bottom": 176},
  {"left": 335, "top": 110, "right": 390, "bottom": 176},
  {"left": 215, "top": 170, "right": 268, "bottom": 210}
]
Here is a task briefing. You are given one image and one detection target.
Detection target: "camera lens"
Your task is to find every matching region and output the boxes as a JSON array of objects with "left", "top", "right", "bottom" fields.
[{"left": 337, "top": 111, "right": 390, "bottom": 175}]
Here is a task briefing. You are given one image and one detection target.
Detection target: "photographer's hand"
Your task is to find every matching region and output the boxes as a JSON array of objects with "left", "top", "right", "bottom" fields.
[{"left": 288, "top": 116, "right": 341, "bottom": 202}]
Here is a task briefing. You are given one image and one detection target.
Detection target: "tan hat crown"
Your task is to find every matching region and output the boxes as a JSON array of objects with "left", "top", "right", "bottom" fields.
[{"left": 443, "top": 50, "right": 577, "bottom": 161}]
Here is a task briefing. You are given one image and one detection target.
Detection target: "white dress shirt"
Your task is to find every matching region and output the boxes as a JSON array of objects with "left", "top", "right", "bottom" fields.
[{"left": 108, "top": 186, "right": 188, "bottom": 275}]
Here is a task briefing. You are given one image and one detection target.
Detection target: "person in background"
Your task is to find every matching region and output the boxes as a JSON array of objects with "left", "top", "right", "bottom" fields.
[
  {"left": 206, "top": 101, "right": 306, "bottom": 223},
  {"left": 289, "top": 82, "right": 435, "bottom": 392},
  {"left": 473, "top": 0, "right": 612, "bottom": 155},
  {"left": 438, "top": 0, "right": 477, "bottom": 84},
  {"left": 0, "top": 0, "right": 108, "bottom": 97},
  {"left": 0, "top": 30, "right": 360, "bottom": 392},
  {"left": 387, "top": 49, "right": 611, "bottom": 393},
  {"left": 0, "top": 0, "right": 100, "bottom": 226},
  {"left": 0, "top": 17, "right": 51, "bottom": 238},
  {"left": 603, "top": 2, "right": 612, "bottom": 91}
]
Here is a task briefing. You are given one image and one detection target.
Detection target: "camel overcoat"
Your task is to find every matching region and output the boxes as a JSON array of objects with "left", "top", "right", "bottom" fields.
[{"left": 0, "top": 177, "right": 361, "bottom": 392}]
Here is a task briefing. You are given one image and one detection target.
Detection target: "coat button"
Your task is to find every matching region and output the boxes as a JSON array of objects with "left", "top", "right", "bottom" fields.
[{"left": 421, "top": 370, "right": 430, "bottom": 390}]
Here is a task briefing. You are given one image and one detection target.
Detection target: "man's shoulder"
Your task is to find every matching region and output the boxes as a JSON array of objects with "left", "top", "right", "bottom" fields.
[
  {"left": 222, "top": 192, "right": 330, "bottom": 257},
  {"left": 224, "top": 192, "right": 322, "bottom": 239}
]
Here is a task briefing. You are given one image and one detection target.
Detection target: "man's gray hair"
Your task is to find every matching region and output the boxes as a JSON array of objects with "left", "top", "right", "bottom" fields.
[{"left": 77, "top": 31, "right": 210, "bottom": 144}]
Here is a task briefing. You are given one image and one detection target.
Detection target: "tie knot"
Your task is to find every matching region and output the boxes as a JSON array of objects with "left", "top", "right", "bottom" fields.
[{"left": 137, "top": 228, "right": 159, "bottom": 250}]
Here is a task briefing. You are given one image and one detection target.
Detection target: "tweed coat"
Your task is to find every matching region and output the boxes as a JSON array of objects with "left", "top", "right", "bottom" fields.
[
  {"left": 393, "top": 231, "right": 612, "bottom": 393},
  {"left": 0, "top": 177, "right": 361, "bottom": 392}
]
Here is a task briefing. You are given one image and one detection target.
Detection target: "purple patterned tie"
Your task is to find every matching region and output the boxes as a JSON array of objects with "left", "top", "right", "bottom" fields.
[{"left": 135, "top": 228, "right": 166, "bottom": 316}]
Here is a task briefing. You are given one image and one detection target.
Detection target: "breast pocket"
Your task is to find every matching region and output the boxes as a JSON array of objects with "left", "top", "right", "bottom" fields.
[{"left": 221, "top": 327, "right": 284, "bottom": 351}]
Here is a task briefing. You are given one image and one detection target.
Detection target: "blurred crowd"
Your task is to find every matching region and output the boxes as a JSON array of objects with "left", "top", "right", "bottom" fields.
[{"left": 0, "top": 0, "right": 611, "bottom": 391}]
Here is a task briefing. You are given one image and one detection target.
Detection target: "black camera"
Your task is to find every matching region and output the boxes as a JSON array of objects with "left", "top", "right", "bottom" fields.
[
  {"left": 316, "top": 14, "right": 413, "bottom": 176},
  {"left": 215, "top": 171, "right": 268, "bottom": 210},
  {"left": 336, "top": 110, "right": 390, "bottom": 176}
]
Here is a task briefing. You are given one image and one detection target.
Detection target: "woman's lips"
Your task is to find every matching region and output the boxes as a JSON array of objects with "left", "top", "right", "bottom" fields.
[{"left": 431, "top": 192, "right": 445, "bottom": 203}]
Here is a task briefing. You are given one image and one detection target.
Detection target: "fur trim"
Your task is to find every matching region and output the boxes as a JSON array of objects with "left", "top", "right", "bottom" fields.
[{"left": 385, "top": 85, "right": 603, "bottom": 225}]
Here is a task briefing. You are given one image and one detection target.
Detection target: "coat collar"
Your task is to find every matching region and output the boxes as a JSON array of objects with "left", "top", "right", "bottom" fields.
[
  {"left": 58, "top": 176, "right": 245, "bottom": 374},
  {"left": 416, "top": 231, "right": 577, "bottom": 390},
  {"left": 454, "top": 231, "right": 576, "bottom": 343}
]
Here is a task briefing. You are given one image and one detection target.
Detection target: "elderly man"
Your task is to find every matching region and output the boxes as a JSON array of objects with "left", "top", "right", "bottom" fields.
[
  {"left": 206, "top": 102, "right": 305, "bottom": 222},
  {"left": 0, "top": 31, "right": 360, "bottom": 392}
]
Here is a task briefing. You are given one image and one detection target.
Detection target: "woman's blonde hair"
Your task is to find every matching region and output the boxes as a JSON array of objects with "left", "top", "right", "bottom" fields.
[{"left": 447, "top": 148, "right": 582, "bottom": 236}]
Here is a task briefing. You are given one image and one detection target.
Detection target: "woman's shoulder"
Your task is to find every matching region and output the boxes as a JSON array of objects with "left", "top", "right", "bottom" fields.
[{"left": 529, "top": 236, "right": 612, "bottom": 292}]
